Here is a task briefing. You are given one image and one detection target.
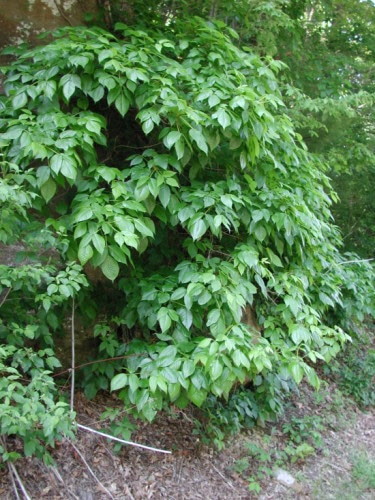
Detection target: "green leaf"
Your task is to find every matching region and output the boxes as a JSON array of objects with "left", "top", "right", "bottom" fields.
[
  {"left": 134, "top": 219, "right": 154, "bottom": 238},
  {"left": 179, "top": 308, "right": 193, "bottom": 329},
  {"left": 319, "top": 292, "right": 335, "bottom": 307},
  {"left": 129, "top": 374, "right": 140, "bottom": 392},
  {"left": 189, "top": 129, "right": 208, "bottom": 154},
  {"left": 109, "top": 245, "right": 127, "bottom": 264},
  {"left": 159, "top": 185, "right": 171, "bottom": 208},
  {"left": 142, "top": 119, "right": 154, "bottom": 135},
  {"left": 254, "top": 225, "right": 267, "bottom": 242},
  {"left": 86, "top": 119, "right": 102, "bottom": 135},
  {"left": 115, "top": 93, "right": 130, "bottom": 117},
  {"left": 40, "top": 178, "right": 56, "bottom": 203},
  {"left": 92, "top": 233, "right": 106, "bottom": 254},
  {"left": 285, "top": 296, "right": 301, "bottom": 316},
  {"left": 183, "top": 360, "right": 195, "bottom": 378},
  {"left": 209, "top": 359, "right": 223, "bottom": 381},
  {"left": 50, "top": 154, "right": 77, "bottom": 180},
  {"left": 74, "top": 207, "right": 93, "bottom": 223},
  {"left": 207, "top": 308, "right": 220, "bottom": 327},
  {"left": 289, "top": 362, "right": 304, "bottom": 384},
  {"left": 157, "top": 307, "right": 172, "bottom": 332},
  {"left": 61, "top": 74, "right": 81, "bottom": 100},
  {"left": 215, "top": 108, "right": 230, "bottom": 129},
  {"left": 290, "top": 325, "right": 310, "bottom": 344},
  {"left": 188, "top": 385, "right": 207, "bottom": 407},
  {"left": 189, "top": 218, "right": 208, "bottom": 241},
  {"left": 12, "top": 92, "right": 27, "bottom": 109},
  {"left": 208, "top": 94, "right": 220, "bottom": 107},
  {"left": 78, "top": 243, "right": 93, "bottom": 265},
  {"left": 163, "top": 130, "right": 181, "bottom": 149},
  {"left": 267, "top": 248, "right": 282, "bottom": 267},
  {"left": 168, "top": 382, "right": 181, "bottom": 401},
  {"left": 101, "top": 255, "right": 120, "bottom": 281},
  {"left": 161, "top": 367, "right": 178, "bottom": 383},
  {"left": 111, "top": 373, "right": 128, "bottom": 391},
  {"left": 175, "top": 138, "right": 185, "bottom": 159},
  {"left": 159, "top": 344, "right": 177, "bottom": 360}
]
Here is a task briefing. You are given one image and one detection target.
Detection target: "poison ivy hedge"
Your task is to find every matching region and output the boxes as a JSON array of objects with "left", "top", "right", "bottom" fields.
[{"left": 1, "top": 18, "right": 374, "bottom": 459}]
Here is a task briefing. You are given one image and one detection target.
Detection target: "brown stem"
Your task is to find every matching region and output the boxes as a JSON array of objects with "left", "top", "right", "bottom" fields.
[
  {"left": 0, "top": 287, "right": 11, "bottom": 308},
  {"left": 53, "top": 353, "right": 145, "bottom": 378}
]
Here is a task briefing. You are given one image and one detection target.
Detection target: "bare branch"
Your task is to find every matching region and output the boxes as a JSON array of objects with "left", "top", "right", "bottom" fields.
[
  {"left": 339, "top": 257, "right": 374, "bottom": 265},
  {"left": 0, "top": 287, "right": 11, "bottom": 308},
  {"left": 53, "top": 352, "right": 145, "bottom": 378},
  {"left": 76, "top": 423, "right": 172, "bottom": 454}
]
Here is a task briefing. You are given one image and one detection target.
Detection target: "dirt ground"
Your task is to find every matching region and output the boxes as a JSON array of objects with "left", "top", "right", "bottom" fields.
[{"left": 0, "top": 383, "right": 374, "bottom": 500}]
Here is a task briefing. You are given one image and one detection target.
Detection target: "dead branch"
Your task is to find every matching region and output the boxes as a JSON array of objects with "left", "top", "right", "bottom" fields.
[
  {"left": 211, "top": 463, "right": 236, "bottom": 490},
  {"left": 53, "top": 0, "right": 73, "bottom": 26},
  {"left": 0, "top": 287, "right": 11, "bottom": 308},
  {"left": 76, "top": 423, "right": 172, "bottom": 454},
  {"left": 53, "top": 353, "right": 145, "bottom": 378}
]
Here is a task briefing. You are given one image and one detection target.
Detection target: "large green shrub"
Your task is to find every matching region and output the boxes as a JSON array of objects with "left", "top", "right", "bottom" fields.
[{"left": 1, "top": 18, "right": 374, "bottom": 454}]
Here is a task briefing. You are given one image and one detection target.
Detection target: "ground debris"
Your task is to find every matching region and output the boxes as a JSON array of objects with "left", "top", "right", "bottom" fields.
[{"left": 0, "top": 387, "right": 374, "bottom": 499}]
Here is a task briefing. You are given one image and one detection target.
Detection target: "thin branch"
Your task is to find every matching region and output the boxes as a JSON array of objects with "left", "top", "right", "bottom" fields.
[
  {"left": 322, "top": 461, "right": 349, "bottom": 473},
  {"left": 9, "top": 462, "right": 31, "bottom": 499},
  {"left": 53, "top": 0, "right": 73, "bottom": 26},
  {"left": 68, "top": 440, "right": 115, "bottom": 499},
  {"left": 76, "top": 423, "right": 172, "bottom": 454},
  {"left": 97, "top": 0, "right": 113, "bottom": 29},
  {"left": 49, "top": 465, "right": 64, "bottom": 485},
  {"left": 0, "top": 287, "right": 11, "bottom": 308},
  {"left": 338, "top": 257, "right": 374, "bottom": 265},
  {"left": 70, "top": 297, "right": 75, "bottom": 413},
  {"left": 211, "top": 463, "right": 236, "bottom": 490},
  {"left": 53, "top": 352, "right": 145, "bottom": 378}
]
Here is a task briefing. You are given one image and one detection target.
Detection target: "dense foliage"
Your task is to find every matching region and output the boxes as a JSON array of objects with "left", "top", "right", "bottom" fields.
[{"left": 1, "top": 2, "right": 375, "bottom": 461}]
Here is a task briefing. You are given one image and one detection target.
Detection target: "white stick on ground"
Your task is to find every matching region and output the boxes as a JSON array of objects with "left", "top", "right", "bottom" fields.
[
  {"left": 76, "top": 423, "right": 172, "bottom": 454},
  {"left": 8, "top": 461, "right": 31, "bottom": 500},
  {"left": 211, "top": 463, "right": 235, "bottom": 490},
  {"left": 8, "top": 464, "right": 21, "bottom": 500}
]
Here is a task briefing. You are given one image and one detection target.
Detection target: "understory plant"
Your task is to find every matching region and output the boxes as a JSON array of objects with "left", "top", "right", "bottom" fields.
[{"left": 1, "top": 16, "right": 375, "bottom": 458}]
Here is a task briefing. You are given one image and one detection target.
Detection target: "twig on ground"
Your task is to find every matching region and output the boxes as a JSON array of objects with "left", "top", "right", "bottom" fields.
[
  {"left": 70, "top": 297, "right": 75, "bottom": 412},
  {"left": 8, "top": 462, "right": 31, "bottom": 500},
  {"left": 211, "top": 464, "right": 236, "bottom": 490},
  {"left": 76, "top": 423, "right": 172, "bottom": 454},
  {"left": 8, "top": 463, "right": 20, "bottom": 500},
  {"left": 50, "top": 465, "right": 64, "bottom": 484},
  {"left": 323, "top": 461, "right": 349, "bottom": 473},
  {"left": 0, "top": 437, "right": 31, "bottom": 500},
  {"left": 68, "top": 440, "right": 115, "bottom": 499}
]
